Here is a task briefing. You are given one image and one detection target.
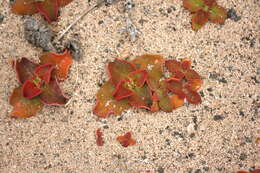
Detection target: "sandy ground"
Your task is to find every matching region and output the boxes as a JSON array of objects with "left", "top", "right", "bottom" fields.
[{"left": 0, "top": 0, "right": 259, "bottom": 172}]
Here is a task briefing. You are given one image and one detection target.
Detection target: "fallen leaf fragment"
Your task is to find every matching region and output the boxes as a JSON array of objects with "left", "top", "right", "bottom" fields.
[
  {"left": 96, "top": 128, "right": 104, "bottom": 146},
  {"left": 116, "top": 132, "right": 136, "bottom": 147}
]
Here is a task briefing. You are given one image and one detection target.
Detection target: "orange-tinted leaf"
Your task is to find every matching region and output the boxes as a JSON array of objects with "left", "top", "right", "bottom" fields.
[
  {"left": 183, "top": 0, "right": 204, "bottom": 12},
  {"left": 154, "top": 83, "right": 173, "bottom": 112},
  {"left": 203, "top": 0, "right": 216, "bottom": 6},
  {"left": 209, "top": 5, "right": 227, "bottom": 23},
  {"left": 251, "top": 169, "right": 260, "bottom": 173},
  {"left": 14, "top": 57, "right": 38, "bottom": 84},
  {"left": 184, "top": 69, "right": 203, "bottom": 90},
  {"left": 35, "top": 0, "right": 59, "bottom": 23},
  {"left": 128, "top": 84, "right": 152, "bottom": 110},
  {"left": 39, "top": 50, "right": 73, "bottom": 80},
  {"left": 113, "top": 80, "right": 133, "bottom": 100},
  {"left": 166, "top": 78, "right": 186, "bottom": 99},
  {"left": 171, "top": 95, "right": 184, "bottom": 109},
  {"left": 58, "top": 0, "right": 73, "bottom": 6},
  {"left": 9, "top": 87, "right": 43, "bottom": 118},
  {"left": 96, "top": 128, "right": 104, "bottom": 146},
  {"left": 39, "top": 77, "right": 68, "bottom": 105},
  {"left": 34, "top": 64, "right": 54, "bottom": 83},
  {"left": 128, "top": 70, "right": 148, "bottom": 87},
  {"left": 116, "top": 132, "right": 136, "bottom": 147},
  {"left": 93, "top": 81, "right": 130, "bottom": 118},
  {"left": 237, "top": 171, "right": 248, "bottom": 173},
  {"left": 132, "top": 54, "right": 164, "bottom": 90},
  {"left": 181, "top": 58, "right": 191, "bottom": 70},
  {"left": 11, "top": 0, "right": 37, "bottom": 15},
  {"left": 183, "top": 87, "right": 201, "bottom": 104},
  {"left": 192, "top": 10, "right": 209, "bottom": 30},
  {"left": 22, "top": 80, "right": 43, "bottom": 99},
  {"left": 165, "top": 59, "right": 182, "bottom": 74},
  {"left": 108, "top": 58, "right": 136, "bottom": 86}
]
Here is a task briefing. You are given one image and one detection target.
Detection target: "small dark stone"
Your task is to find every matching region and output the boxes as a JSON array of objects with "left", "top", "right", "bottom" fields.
[
  {"left": 65, "top": 39, "right": 83, "bottom": 61},
  {"left": 117, "top": 116, "right": 123, "bottom": 121},
  {"left": 165, "top": 139, "right": 171, "bottom": 145},
  {"left": 103, "top": 125, "right": 109, "bottom": 129},
  {"left": 172, "top": 131, "right": 184, "bottom": 138},
  {"left": 194, "top": 169, "right": 202, "bottom": 173},
  {"left": 187, "top": 153, "right": 195, "bottom": 158},
  {"left": 207, "top": 88, "right": 213, "bottom": 92},
  {"left": 167, "top": 8, "right": 172, "bottom": 13},
  {"left": 209, "top": 72, "right": 219, "bottom": 79},
  {"left": 199, "top": 90, "right": 204, "bottom": 97},
  {"left": 44, "top": 164, "right": 52, "bottom": 169},
  {"left": 239, "top": 153, "right": 247, "bottom": 161},
  {"left": 213, "top": 115, "right": 225, "bottom": 121},
  {"left": 24, "top": 18, "right": 54, "bottom": 51},
  {"left": 157, "top": 166, "right": 164, "bottom": 173},
  {"left": 218, "top": 77, "right": 227, "bottom": 83},
  {"left": 245, "top": 136, "right": 252, "bottom": 143},
  {"left": 189, "top": 133, "right": 195, "bottom": 138},
  {"left": 251, "top": 76, "right": 259, "bottom": 84},
  {"left": 227, "top": 8, "right": 241, "bottom": 22},
  {"left": 239, "top": 110, "right": 245, "bottom": 116},
  {"left": 98, "top": 20, "right": 104, "bottom": 25},
  {"left": 124, "top": 0, "right": 135, "bottom": 11},
  {"left": 0, "top": 13, "right": 4, "bottom": 24},
  {"left": 203, "top": 167, "right": 209, "bottom": 171}
]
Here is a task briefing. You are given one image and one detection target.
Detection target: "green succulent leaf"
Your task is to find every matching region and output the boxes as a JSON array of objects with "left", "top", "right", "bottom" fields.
[
  {"left": 209, "top": 5, "right": 227, "bottom": 23},
  {"left": 183, "top": 0, "right": 205, "bottom": 12}
]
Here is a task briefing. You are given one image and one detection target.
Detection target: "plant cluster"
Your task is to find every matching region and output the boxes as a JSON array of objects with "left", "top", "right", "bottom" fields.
[
  {"left": 183, "top": 0, "right": 227, "bottom": 30},
  {"left": 93, "top": 54, "right": 203, "bottom": 118},
  {"left": 9, "top": 50, "right": 73, "bottom": 118},
  {"left": 11, "top": 0, "right": 73, "bottom": 23}
]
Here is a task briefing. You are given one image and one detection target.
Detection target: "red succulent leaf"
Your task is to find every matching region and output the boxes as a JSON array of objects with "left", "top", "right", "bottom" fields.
[
  {"left": 58, "top": 0, "right": 73, "bottom": 6},
  {"left": 183, "top": 87, "right": 201, "bottom": 104},
  {"left": 39, "top": 50, "right": 73, "bottom": 80},
  {"left": 108, "top": 58, "right": 136, "bottom": 86},
  {"left": 203, "top": 0, "right": 216, "bottom": 7},
  {"left": 128, "top": 84, "right": 152, "bottom": 110},
  {"left": 35, "top": 0, "right": 59, "bottom": 23},
  {"left": 181, "top": 58, "right": 191, "bottom": 70},
  {"left": 183, "top": 69, "right": 203, "bottom": 91},
  {"left": 95, "top": 128, "right": 104, "bottom": 146},
  {"left": 14, "top": 57, "right": 38, "bottom": 84},
  {"left": 192, "top": 10, "right": 209, "bottom": 31},
  {"left": 39, "top": 77, "right": 68, "bottom": 105},
  {"left": 237, "top": 171, "right": 248, "bottom": 173},
  {"left": 34, "top": 64, "right": 54, "bottom": 83},
  {"left": 9, "top": 87, "right": 43, "bottom": 118},
  {"left": 116, "top": 132, "right": 136, "bottom": 147},
  {"left": 166, "top": 78, "right": 186, "bottom": 99},
  {"left": 132, "top": 54, "right": 164, "bottom": 90},
  {"left": 93, "top": 81, "right": 130, "bottom": 118},
  {"left": 165, "top": 59, "right": 182, "bottom": 74},
  {"left": 22, "top": 80, "right": 43, "bottom": 99},
  {"left": 251, "top": 170, "right": 260, "bottom": 173},
  {"left": 11, "top": 0, "right": 38, "bottom": 15},
  {"left": 183, "top": 0, "right": 204, "bottom": 12},
  {"left": 209, "top": 5, "right": 227, "bottom": 23},
  {"left": 170, "top": 95, "right": 185, "bottom": 109},
  {"left": 128, "top": 70, "right": 148, "bottom": 87},
  {"left": 113, "top": 80, "right": 134, "bottom": 100},
  {"left": 151, "top": 93, "right": 159, "bottom": 112}
]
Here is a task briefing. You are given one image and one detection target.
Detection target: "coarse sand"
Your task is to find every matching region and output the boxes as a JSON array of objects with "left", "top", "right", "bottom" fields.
[{"left": 0, "top": 0, "right": 259, "bottom": 172}]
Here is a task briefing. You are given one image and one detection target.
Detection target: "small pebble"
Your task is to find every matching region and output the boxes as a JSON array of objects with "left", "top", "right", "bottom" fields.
[
  {"left": 213, "top": 115, "right": 225, "bottom": 121},
  {"left": 227, "top": 8, "right": 241, "bottom": 22},
  {"left": 65, "top": 39, "right": 83, "bottom": 61},
  {"left": 0, "top": 13, "right": 4, "bottom": 24}
]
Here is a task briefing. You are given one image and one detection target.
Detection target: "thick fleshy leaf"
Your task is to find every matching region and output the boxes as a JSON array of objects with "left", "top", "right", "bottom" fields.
[
  {"left": 108, "top": 59, "right": 136, "bottom": 86},
  {"left": 34, "top": 64, "right": 54, "bottom": 83},
  {"left": 116, "top": 132, "right": 136, "bottom": 147},
  {"left": 154, "top": 82, "right": 173, "bottom": 112},
  {"left": 181, "top": 58, "right": 191, "bottom": 70},
  {"left": 183, "top": 87, "right": 201, "bottom": 104},
  {"left": 171, "top": 95, "right": 184, "bottom": 109},
  {"left": 128, "top": 70, "right": 148, "bottom": 87},
  {"left": 39, "top": 50, "right": 73, "bottom": 80},
  {"left": 183, "top": 0, "right": 204, "bottom": 12},
  {"left": 22, "top": 80, "right": 43, "bottom": 99},
  {"left": 166, "top": 78, "right": 186, "bottom": 99},
  {"left": 93, "top": 81, "right": 130, "bottom": 118},
  {"left": 209, "top": 5, "right": 227, "bottom": 23},
  {"left": 165, "top": 59, "right": 182, "bottom": 74},
  {"left": 203, "top": 0, "right": 216, "bottom": 6},
  {"left": 58, "top": 0, "right": 73, "bottom": 6},
  {"left": 14, "top": 57, "right": 38, "bottom": 84},
  {"left": 35, "top": 0, "right": 59, "bottom": 23},
  {"left": 192, "top": 10, "right": 209, "bottom": 30},
  {"left": 128, "top": 84, "right": 152, "bottom": 109},
  {"left": 132, "top": 54, "right": 164, "bottom": 90},
  {"left": 183, "top": 69, "right": 203, "bottom": 90},
  {"left": 39, "top": 77, "right": 68, "bottom": 105},
  {"left": 11, "top": 0, "right": 38, "bottom": 15},
  {"left": 9, "top": 87, "right": 43, "bottom": 118},
  {"left": 113, "top": 80, "right": 133, "bottom": 100}
]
